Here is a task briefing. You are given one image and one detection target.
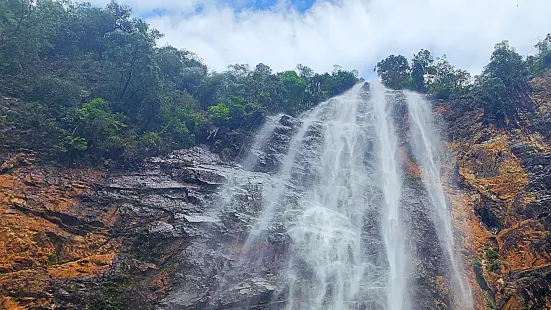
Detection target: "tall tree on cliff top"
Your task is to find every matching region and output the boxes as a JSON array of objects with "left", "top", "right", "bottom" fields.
[
  {"left": 483, "top": 41, "right": 527, "bottom": 87},
  {"left": 410, "top": 49, "right": 435, "bottom": 92},
  {"left": 375, "top": 55, "right": 410, "bottom": 90}
]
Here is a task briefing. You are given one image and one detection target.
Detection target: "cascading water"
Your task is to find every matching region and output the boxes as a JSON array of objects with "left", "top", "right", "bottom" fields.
[
  {"left": 208, "top": 82, "right": 473, "bottom": 310},
  {"left": 370, "top": 82, "right": 407, "bottom": 310},
  {"left": 405, "top": 92, "right": 473, "bottom": 308},
  {"left": 283, "top": 84, "right": 380, "bottom": 309}
]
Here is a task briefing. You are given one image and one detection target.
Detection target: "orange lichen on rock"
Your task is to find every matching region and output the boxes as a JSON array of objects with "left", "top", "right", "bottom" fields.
[
  {"left": 47, "top": 252, "right": 118, "bottom": 278},
  {"left": 497, "top": 220, "right": 551, "bottom": 273},
  {"left": 521, "top": 131, "right": 551, "bottom": 153},
  {"left": 446, "top": 188, "right": 489, "bottom": 310},
  {"left": 0, "top": 154, "right": 117, "bottom": 308},
  {"left": 503, "top": 295, "right": 522, "bottom": 310},
  {"left": 449, "top": 89, "right": 551, "bottom": 308},
  {"left": 0, "top": 297, "right": 26, "bottom": 310},
  {"left": 459, "top": 134, "right": 528, "bottom": 202},
  {"left": 435, "top": 104, "right": 452, "bottom": 115}
]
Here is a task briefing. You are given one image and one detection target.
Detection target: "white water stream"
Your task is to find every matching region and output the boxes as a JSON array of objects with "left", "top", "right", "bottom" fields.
[{"left": 233, "top": 83, "right": 472, "bottom": 309}]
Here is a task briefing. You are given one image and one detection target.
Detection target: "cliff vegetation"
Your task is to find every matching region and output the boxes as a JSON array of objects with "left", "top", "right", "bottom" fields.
[{"left": 0, "top": 0, "right": 359, "bottom": 165}]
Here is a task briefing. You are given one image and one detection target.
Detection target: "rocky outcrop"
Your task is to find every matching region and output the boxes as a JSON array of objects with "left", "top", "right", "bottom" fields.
[
  {"left": 438, "top": 73, "right": 551, "bottom": 309},
  {"left": 0, "top": 153, "right": 115, "bottom": 309},
  {"left": 0, "top": 137, "right": 295, "bottom": 309}
]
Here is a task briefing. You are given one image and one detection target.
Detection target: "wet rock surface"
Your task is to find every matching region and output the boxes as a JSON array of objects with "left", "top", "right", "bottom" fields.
[
  {"left": 0, "top": 154, "right": 116, "bottom": 309},
  {"left": 0, "top": 146, "right": 281, "bottom": 309}
]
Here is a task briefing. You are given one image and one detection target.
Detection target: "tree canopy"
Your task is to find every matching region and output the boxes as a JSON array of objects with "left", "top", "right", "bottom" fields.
[
  {"left": 374, "top": 36, "right": 551, "bottom": 127},
  {"left": 0, "top": 0, "right": 359, "bottom": 165}
]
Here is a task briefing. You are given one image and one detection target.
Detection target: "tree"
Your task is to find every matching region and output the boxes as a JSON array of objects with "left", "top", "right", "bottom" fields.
[
  {"left": 427, "top": 56, "right": 471, "bottom": 99},
  {"left": 281, "top": 70, "right": 307, "bottom": 113},
  {"left": 474, "top": 76, "right": 510, "bottom": 125},
  {"left": 74, "top": 98, "right": 127, "bottom": 155},
  {"left": 527, "top": 34, "right": 551, "bottom": 74},
  {"left": 375, "top": 55, "right": 411, "bottom": 90},
  {"left": 227, "top": 64, "right": 251, "bottom": 78},
  {"left": 296, "top": 64, "right": 313, "bottom": 80},
  {"left": 470, "top": 41, "right": 528, "bottom": 126},
  {"left": 156, "top": 46, "right": 207, "bottom": 95},
  {"left": 328, "top": 69, "right": 358, "bottom": 96},
  {"left": 0, "top": 0, "right": 33, "bottom": 47},
  {"left": 0, "top": 0, "right": 359, "bottom": 165},
  {"left": 0, "top": 0, "right": 64, "bottom": 74},
  {"left": 208, "top": 103, "right": 230, "bottom": 126},
  {"left": 410, "top": 49, "right": 434, "bottom": 92},
  {"left": 254, "top": 63, "right": 273, "bottom": 77},
  {"left": 101, "top": 29, "right": 160, "bottom": 120},
  {"left": 483, "top": 41, "right": 527, "bottom": 87}
]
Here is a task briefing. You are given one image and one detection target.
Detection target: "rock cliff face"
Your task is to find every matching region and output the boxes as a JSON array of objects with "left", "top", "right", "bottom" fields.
[
  {"left": 440, "top": 71, "right": 551, "bottom": 309},
  {"left": 2, "top": 72, "right": 551, "bottom": 310},
  {"left": 0, "top": 154, "right": 116, "bottom": 309}
]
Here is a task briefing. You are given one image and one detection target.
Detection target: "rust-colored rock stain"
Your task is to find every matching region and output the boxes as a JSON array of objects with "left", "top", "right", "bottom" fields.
[{"left": 0, "top": 154, "right": 118, "bottom": 309}]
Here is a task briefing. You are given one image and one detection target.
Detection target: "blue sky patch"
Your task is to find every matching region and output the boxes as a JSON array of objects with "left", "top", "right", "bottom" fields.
[
  {"left": 230, "top": 0, "right": 316, "bottom": 12},
  {"left": 138, "top": 0, "right": 316, "bottom": 19}
]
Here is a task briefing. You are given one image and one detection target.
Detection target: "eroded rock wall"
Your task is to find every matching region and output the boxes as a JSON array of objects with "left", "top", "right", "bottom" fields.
[
  {"left": 440, "top": 73, "right": 551, "bottom": 309},
  {"left": 0, "top": 154, "right": 116, "bottom": 309}
]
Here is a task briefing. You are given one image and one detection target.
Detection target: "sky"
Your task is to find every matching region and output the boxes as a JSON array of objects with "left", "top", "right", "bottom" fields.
[{"left": 89, "top": 0, "right": 551, "bottom": 78}]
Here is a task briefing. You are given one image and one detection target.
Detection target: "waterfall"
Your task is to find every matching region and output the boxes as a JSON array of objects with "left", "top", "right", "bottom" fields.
[
  {"left": 405, "top": 92, "right": 473, "bottom": 308},
  {"left": 222, "top": 82, "right": 473, "bottom": 309},
  {"left": 371, "top": 82, "right": 407, "bottom": 310},
  {"left": 283, "top": 83, "right": 376, "bottom": 309}
]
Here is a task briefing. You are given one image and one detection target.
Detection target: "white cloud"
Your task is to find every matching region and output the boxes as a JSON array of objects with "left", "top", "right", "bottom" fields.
[{"left": 92, "top": 0, "right": 551, "bottom": 77}]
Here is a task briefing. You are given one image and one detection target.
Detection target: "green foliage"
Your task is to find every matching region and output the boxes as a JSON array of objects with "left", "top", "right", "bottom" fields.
[
  {"left": 138, "top": 132, "right": 162, "bottom": 155},
  {"left": 484, "top": 41, "right": 527, "bottom": 87},
  {"left": 374, "top": 51, "right": 471, "bottom": 99},
  {"left": 3, "top": 101, "right": 68, "bottom": 156},
  {"left": 473, "top": 76, "right": 509, "bottom": 123},
  {"left": 473, "top": 41, "right": 528, "bottom": 126},
  {"left": 484, "top": 247, "right": 500, "bottom": 272},
  {"left": 373, "top": 36, "right": 551, "bottom": 127},
  {"left": 527, "top": 34, "right": 551, "bottom": 74},
  {"left": 281, "top": 70, "right": 307, "bottom": 113},
  {"left": 427, "top": 57, "right": 471, "bottom": 99},
  {"left": 0, "top": 0, "right": 358, "bottom": 165},
  {"left": 0, "top": 0, "right": 33, "bottom": 47},
  {"left": 410, "top": 49, "right": 434, "bottom": 92},
  {"left": 77, "top": 98, "right": 126, "bottom": 145},
  {"left": 208, "top": 103, "right": 231, "bottom": 125},
  {"left": 328, "top": 69, "right": 358, "bottom": 96},
  {"left": 375, "top": 55, "right": 411, "bottom": 90},
  {"left": 28, "top": 76, "right": 83, "bottom": 114}
]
